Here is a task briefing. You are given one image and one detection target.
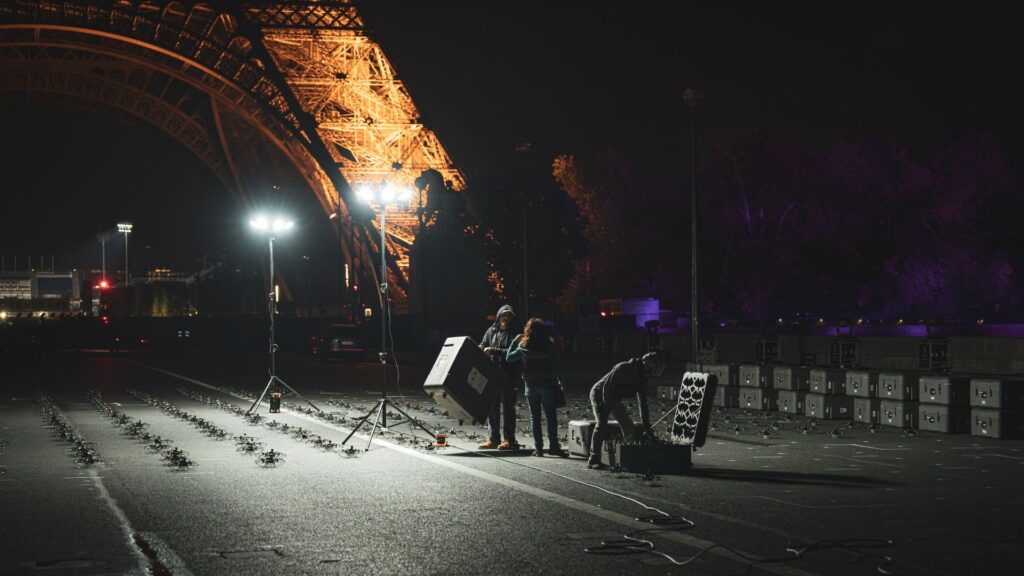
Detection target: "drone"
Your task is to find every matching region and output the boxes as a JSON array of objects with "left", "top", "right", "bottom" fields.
[
  {"left": 341, "top": 445, "right": 360, "bottom": 458},
  {"left": 256, "top": 449, "right": 286, "bottom": 467},
  {"left": 161, "top": 447, "right": 193, "bottom": 469},
  {"left": 168, "top": 454, "right": 194, "bottom": 469},
  {"left": 124, "top": 421, "right": 148, "bottom": 437},
  {"left": 75, "top": 450, "right": 101, "bottom": 465},
  {"left": 71, "top": 441, "right": 100, "bottom": 465},
  {"left": 312, "top": 436, "right": 337, "bottom": 451},
  {"left": 235, "top": 436, "right": 265, "bottom": 454},
  {"left": 148, "top": 436, "right": 173, "bottom": 451}
]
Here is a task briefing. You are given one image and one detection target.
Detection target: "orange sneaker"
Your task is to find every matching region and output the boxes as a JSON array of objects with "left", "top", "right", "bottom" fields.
[
  {"left": 478, "top": 439, "right": 499, "bottom": 449},
  {"left": 496, "top": 440, "right": 519, "bottom": 450}
]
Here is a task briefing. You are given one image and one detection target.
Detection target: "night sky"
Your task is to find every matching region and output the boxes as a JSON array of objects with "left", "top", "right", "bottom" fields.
[{"left": 1, "top": 2, "right": 1021, "bottom": 290}]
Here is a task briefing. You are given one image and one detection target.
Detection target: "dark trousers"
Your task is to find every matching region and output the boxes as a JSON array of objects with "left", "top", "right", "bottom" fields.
[
  {"left": 486, "top": 379, "right": 518, "bottom": 443},
  {"left": 525, "top": 381, "right": 561, "bottom": 450},
  {"left": 589, "top": 384, "right": 637, "bottom": 461}
]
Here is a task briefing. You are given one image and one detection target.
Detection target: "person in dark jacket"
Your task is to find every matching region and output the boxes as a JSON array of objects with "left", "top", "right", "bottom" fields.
[
  {"left": 478, "top": 304, "right": 520, "bottom": 450},
  {"left": 587, "top": 352, "right": 664, "bottom": 469},
  {"left": 507, "top": 318, "right": 568, "bottom": 457}
]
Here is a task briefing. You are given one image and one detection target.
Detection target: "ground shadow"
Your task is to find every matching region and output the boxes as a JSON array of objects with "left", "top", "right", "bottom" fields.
[{"left": 685, "top": 466, "right": 900, "bottom": 487}]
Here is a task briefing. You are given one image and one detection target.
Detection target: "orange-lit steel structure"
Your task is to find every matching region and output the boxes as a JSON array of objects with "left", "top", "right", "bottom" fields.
[{"left": 0, "top": 1, "right": 466, "bottom": 305}]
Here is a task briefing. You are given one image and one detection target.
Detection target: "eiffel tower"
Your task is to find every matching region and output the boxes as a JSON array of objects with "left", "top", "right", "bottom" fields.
[{"left": 0, "top": 1, "right": 466, "bottom": 309}]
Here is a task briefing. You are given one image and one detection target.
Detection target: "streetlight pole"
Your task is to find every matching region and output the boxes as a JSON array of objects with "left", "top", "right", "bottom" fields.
[
  {"left": 684, "top": 89, "right": 701, "bottom": 362},
  {"left": 516, "top": 142, "right": 532, "bottom": 319},
  {"left": 98, "top": 234, "right": 107, "bottom": 282},
  {"left": 117, "top": 222, "right": 132, "bottom": 285}
]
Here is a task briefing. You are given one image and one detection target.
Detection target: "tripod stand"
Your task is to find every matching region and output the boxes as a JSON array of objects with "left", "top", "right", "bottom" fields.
[
  {"left": 342, "top": 195, "right": 434, "bottom": 450},
  {"left": 247, "top": 233, "right": 321, "bottom": 415}
]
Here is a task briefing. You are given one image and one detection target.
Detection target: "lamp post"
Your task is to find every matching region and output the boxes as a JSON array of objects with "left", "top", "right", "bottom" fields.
[
  {"left": 117, "top": 222, "right": 132, "bottom": 285},
  {"left": 684, "top": 88, "right": 701, "bottom": 362},
  {"left": 97, "top": 233, "right": 107, "bottom": 284},
  {"left": 343, "top": 182, "right": 436, "bottom": 450},
  {"left": 246, "top": 213, "right": 321, "bottom": 414}
]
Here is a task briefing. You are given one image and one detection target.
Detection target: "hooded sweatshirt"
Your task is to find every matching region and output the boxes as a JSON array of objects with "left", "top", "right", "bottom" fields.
[{"left": 481, "top": 305, "right": 518, "bottom": 374}]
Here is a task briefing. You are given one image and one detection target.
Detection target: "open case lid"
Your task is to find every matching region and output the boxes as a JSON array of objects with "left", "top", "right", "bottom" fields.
[{"left": 670, "top": 372, "right": 718, "bottom": 448}]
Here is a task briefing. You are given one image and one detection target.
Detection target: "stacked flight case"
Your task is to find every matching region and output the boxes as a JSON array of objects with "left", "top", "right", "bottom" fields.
[
  {"left": 918, "top": 376, "right": 970, "bottom": 434},
  {"left": 805, "top": 368, "right": 853, "bottom": 420},
  {"left": 773, "top": 366, "right": 809, "bottom": 416},
  {"left": 970, "top": 378, "right": 1024, "bottom": 439},
  {"left": 702, "top": 363, "right": 738, "bottom": 408},
  {"left": 738, "top": 364, "right": 776, "bottom": 411},
  {"left": 878, "top": 372, "right": 920, "bottom": 428},
  {"left": 846, "top": 370, "right": 880, "bottom": 425}
]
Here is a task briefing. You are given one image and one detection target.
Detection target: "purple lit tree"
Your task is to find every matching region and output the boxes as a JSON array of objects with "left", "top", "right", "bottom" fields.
[{"left": 553, "top": 133, "right": 1018, "bottom": 321}]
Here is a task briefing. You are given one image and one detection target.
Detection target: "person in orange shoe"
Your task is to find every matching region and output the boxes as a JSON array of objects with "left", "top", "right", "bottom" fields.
[{"left": 478, "top": 304, "right": 520, "bottom": 450}]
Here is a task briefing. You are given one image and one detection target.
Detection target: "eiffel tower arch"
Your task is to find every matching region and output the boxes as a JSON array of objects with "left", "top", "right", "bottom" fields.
[{"left": 0, "top": 1, "right": 466, "bottom": 312}]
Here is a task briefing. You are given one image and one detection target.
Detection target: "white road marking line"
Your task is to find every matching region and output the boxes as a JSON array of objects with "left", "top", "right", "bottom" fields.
[
  {"left": 753, "top": 496, "right": 888, "bottom": 509},
  {"left": 126, "top": 359, "right": 823, "bottom": 576},
  {"left": 986, "top": 453, "right": 1024, "bottom": 461},
  {"left": 823, "top": 444, "right": 909, "bottom": 451},
  {"left": 87, "top": 467, "right": 194, "bottom": 575}
]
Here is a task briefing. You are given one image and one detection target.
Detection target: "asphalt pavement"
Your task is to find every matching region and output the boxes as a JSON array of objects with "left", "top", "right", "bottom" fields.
[{"left": 1, "top": 350, "right": 1022, "bottom": 576}]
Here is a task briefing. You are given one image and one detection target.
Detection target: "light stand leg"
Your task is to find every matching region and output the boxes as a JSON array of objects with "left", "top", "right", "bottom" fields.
[
  {"left": 341, "top": 396, "right": 437, "bottom": 450},
  {"left": 273, "top": 376, "right": 321, "bottom": 412},
  {"left": 248, "top": 376, "right": 277, "bottom": 414},
  {"left": 384, "top": 400, "right": 436, "bottom": 438},
  {"left": 365, "top": 400, "right": 387, "bottom": 451},
  {"left": 342, "top": 404, "right": 377, "bottom": 445}
]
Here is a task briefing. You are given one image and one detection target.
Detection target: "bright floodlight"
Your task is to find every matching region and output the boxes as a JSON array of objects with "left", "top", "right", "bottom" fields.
[
  {"left": 355, "top": 185, "right": 375, "bottom": 204},
  {"left": 355, "top": 182, "right": 414, "bottom": 206},
  {"left": 250, "top": 215, "right": 270, "bottom": 231},
  {"left": 250, "top": 214, "right": 292, "bottom": 234},
  {"left": 117, "top": 222, "right": 133, "bottom": 234}
]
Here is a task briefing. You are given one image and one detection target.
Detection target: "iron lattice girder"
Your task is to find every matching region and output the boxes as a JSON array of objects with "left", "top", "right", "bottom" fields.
[
  {"left": 251, "top": 23, "right": 466, "bottom": 276},
  {"left": 0, "top": 3, "right": 352, "bottom": 290},
  {"left": 0, "top": 0, "right": 469, "bottom": 302},
  {"left": 0, "top": 46, "right": 231, "bottom": 187},
  {"left": 0, "top": 1, "right": 305, "bottom": 138},
  {"left": 242, "top": 1, "right": 362, "bottom": 30}
]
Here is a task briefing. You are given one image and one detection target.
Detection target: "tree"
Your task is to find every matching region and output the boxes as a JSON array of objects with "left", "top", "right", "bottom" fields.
[{"left": 552, "top": 151, "right": 688, "bottom": 314}]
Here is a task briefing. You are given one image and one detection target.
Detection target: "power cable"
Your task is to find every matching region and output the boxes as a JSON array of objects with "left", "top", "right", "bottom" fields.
[{"left": 397, "top": 425, "right": 896, "bottom": 574}]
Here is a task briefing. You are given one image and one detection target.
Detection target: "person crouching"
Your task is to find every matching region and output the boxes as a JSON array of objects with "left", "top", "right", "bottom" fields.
[{"left": 587, "top": 352, "right": 665, "bottom": 469}]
